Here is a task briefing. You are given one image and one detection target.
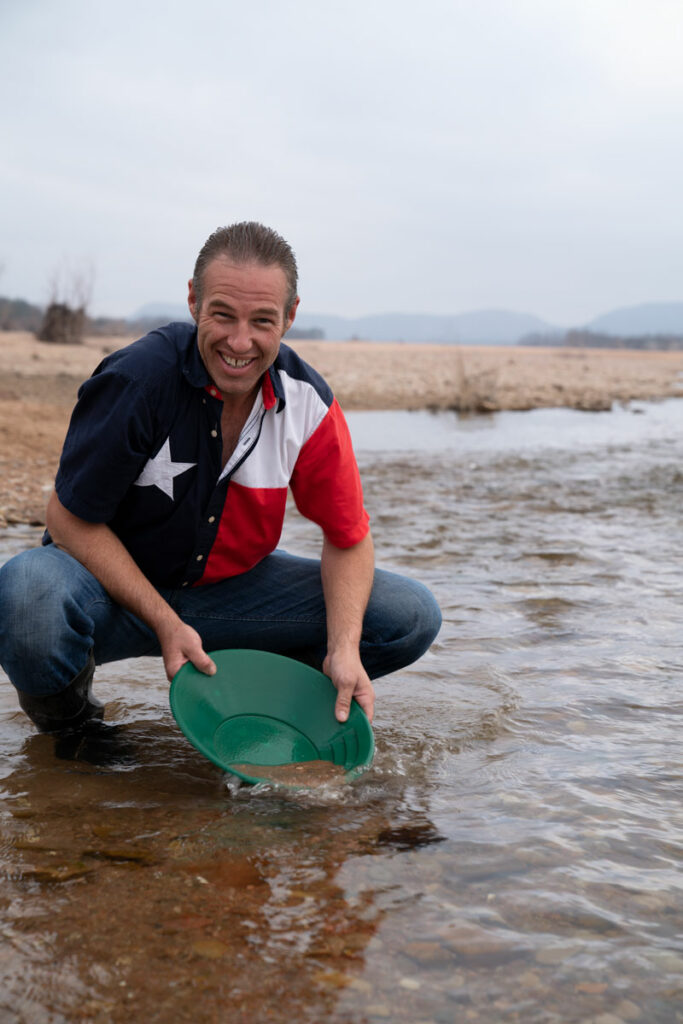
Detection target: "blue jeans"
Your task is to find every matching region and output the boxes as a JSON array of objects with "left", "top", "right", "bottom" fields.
[{"left": 0, "top": 545, "right": 441, "bottom": 697}]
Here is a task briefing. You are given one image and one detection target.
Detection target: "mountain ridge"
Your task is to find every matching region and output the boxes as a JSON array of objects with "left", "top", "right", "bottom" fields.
[{"left": 129, "top": 301, "right": 683, "bottom": 344}]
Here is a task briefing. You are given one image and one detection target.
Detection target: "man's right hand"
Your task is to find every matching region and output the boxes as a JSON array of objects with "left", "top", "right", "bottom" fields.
[
  {"left": 156, "top": 617, "right": 217, "bottom": 682},
  {"left": 46, "top": 493, "right": 217, "bottom": 684}
]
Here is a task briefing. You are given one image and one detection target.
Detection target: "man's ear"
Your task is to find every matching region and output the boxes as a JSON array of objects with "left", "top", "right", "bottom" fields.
[
  {"left": 284, "top": 296, "right": 300, "bottom": 334},
  {"left": 187, "top": 279, "right": 198, "bottom": 322}
]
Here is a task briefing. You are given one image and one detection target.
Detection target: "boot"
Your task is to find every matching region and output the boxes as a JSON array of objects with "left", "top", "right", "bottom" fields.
[{"left": 17, "top": 653, "right": 104, "bottom": 734}]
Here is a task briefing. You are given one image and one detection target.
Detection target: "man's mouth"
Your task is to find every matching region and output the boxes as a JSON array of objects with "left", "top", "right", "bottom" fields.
[{"left": 220, "top": 354, "right": 254, "bottom": 369}]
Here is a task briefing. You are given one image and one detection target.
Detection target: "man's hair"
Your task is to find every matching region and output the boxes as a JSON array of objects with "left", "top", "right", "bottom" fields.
[{"left": 192, "top": 221, "right": 298, "bottom": 314}]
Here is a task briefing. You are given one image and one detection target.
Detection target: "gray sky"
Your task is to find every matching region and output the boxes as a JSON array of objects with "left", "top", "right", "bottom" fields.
[{"left": 2, "top": 0, "right": 682, "bottom": 326}]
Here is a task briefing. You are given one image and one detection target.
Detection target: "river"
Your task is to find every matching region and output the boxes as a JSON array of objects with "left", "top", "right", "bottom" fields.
[{"left": 1, "top": 400, "right": 682, "bottom": 1022}]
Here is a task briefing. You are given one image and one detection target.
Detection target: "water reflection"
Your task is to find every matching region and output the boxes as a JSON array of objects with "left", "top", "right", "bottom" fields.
[{"left": 1, "top": 401, "right": 683, "bottom": 1022}]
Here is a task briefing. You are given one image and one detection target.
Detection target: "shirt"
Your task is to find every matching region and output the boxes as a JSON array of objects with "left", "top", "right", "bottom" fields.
[{"left": 49, "top": 322, "right": 370, "bottom": 588}]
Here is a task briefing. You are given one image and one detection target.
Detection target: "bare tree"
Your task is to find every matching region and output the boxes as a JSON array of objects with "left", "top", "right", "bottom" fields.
[{"left": 38, "top": 260, "right": 94, "bottom": 345}]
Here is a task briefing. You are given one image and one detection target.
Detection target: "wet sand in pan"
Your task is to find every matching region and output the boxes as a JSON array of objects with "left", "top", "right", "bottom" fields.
[{"left": 229, "top": 759, "right": 348, "bottom": 786}]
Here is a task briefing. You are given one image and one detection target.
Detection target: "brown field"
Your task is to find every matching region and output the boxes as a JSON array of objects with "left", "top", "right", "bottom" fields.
[{"left": 2, "top": 329, "right": 683, "bottom": 527}]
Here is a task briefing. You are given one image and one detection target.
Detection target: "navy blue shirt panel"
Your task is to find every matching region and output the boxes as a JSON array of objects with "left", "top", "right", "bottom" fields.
[{"left": 46, "top": 323, "right": 228, "bottom": 587}]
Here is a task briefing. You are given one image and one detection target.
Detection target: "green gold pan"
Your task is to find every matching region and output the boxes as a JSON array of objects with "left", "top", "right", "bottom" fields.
[{"left": 170, "top": 649, "right": 374, "bottom": 786}]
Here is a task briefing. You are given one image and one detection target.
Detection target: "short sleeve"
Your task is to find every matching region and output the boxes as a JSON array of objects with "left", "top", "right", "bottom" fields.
[
  {"left": 289, "top": 398, "right": 370, "bottom": 547},
  {"left": 54, "top": 371, "right": 157, "bottom": 523}
]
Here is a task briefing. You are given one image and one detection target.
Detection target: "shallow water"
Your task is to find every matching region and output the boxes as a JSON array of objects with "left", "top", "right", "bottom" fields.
[{"left": 1, "top": 400, "right": 683, "bottom": 1022}]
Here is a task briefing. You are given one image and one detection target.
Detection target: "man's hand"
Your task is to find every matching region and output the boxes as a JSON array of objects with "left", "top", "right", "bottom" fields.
[
  {"left": 46, "top": 492, "right": 216, "bottom": 684},
  {"left": 156, "top": 618, "right": 217, "bottom": 682},
  {"left": 323, "top": 648, "right": 375, "bottom": 723}
]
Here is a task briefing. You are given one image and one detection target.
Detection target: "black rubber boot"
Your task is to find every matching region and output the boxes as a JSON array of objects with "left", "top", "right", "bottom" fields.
[{"left": 17, "top": 653, "right": 104, "bottom": 734}]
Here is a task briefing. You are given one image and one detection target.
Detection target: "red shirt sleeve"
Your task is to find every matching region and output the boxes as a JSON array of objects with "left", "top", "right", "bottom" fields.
[{"left": 289, "top": 398, "right": 370, "bottom": 547}]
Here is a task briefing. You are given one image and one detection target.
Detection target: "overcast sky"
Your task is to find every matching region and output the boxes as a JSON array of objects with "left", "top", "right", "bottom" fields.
[{"left": 2, "top": 0, "right": 682, "bottom": 326}]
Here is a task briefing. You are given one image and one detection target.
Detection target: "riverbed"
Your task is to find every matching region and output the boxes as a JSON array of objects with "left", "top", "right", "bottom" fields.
[{"left": 1, "top": 400, "right": 682, "bottom": 1022}]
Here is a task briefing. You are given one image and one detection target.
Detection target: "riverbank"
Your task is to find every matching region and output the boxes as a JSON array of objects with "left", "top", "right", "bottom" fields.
[{"left": 2, "top": 329, "right": 683, "bottom": 526}]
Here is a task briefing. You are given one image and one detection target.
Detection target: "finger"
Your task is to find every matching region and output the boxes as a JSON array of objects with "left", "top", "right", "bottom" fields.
[
  {"left": 334, "top": 686, "right": 353, "bottom": 723},
  {"left": 360, "top": 692, "right": 375, "bottom": 723}
]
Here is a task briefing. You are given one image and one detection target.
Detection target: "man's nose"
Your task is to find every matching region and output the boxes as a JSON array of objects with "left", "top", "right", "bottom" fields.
[{"left": 228, "top": 322, "right": 252, "bottom": 352}]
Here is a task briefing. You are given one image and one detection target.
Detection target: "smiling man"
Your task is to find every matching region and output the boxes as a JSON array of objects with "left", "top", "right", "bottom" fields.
[{"left": 0, "top": 222, "right": 441, "bottom": 740}]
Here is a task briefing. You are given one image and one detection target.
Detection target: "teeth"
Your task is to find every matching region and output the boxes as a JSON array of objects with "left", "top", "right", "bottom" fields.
[{"left": 222, "top": 355, "right": 252, "bottom": 368}]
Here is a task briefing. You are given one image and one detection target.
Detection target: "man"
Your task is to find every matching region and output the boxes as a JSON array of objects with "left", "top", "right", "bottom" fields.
[{"left": 0, "top": 222, "right": 441, "bottom": 738}]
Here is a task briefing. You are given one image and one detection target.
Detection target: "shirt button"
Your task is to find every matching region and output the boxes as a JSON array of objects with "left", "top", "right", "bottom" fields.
[
  {"left": 210, "top": 429, "right": 218, "bottom": 438},
  {"left": 208, "top": 515, "right": 215, "bottom": 523},
  {"left": 182, "top": 581, "right": 189, "bottom": 587},
  {"left": 196, "top": 554, "right": 204, "bottom": 562}
]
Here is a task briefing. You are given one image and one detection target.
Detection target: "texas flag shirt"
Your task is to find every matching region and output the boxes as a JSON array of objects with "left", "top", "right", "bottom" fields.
[{"left": 48, "top": 323, "right": 370, "bottom": 588}]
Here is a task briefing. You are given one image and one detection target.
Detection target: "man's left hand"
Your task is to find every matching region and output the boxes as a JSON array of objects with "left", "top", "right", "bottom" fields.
[{"left": 323, "top": 648, "right": 375, "bottom": 723}]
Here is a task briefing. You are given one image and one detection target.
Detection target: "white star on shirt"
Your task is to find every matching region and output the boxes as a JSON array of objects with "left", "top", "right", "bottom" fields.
[{"left": 133, "top": 437, "right": 196, "bottom": 500}]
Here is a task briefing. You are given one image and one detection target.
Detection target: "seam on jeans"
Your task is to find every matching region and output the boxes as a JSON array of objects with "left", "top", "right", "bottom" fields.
[{"left": 187, "top": 612, "right": 327, "bottom": 624}]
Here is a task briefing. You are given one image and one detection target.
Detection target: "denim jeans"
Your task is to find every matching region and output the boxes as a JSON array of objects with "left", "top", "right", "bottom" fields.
[{"left": 0, "top": 545, "right": 441, "bottom": 697}]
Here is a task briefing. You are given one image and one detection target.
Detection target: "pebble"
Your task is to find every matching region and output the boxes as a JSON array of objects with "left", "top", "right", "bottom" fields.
[
  {"left": 399, "top": 977, "right": 422, "bottom": 990},
  {"left": 616, "top": 1001, "right": 642, "bottom": 1021},
  {"left": 588, "top": 1015, "right": 625, "bottom": 1024},
  {"left": 366, "top": 1003, "right": 391, "bottom": 1017},
  {"left": 191, "top": 939, "right": 229, "bottom": 959},
  {"left": 644, "top": 950, "right": 683, "bottom": 974},
  {"left": 401, "top": 940, "right": 455, "bottom": 966},
  {"left": 311, "top": 970, "right": 351, "bottom": 989},
  {"left": 518, "top": 970, "right": 544, "bottom": 988},
  {"left": 535, "top": 942, "right": 582, "bottom": 965},
  {"left": 439, "top": 923, "right": 514, "bottom": 961}
]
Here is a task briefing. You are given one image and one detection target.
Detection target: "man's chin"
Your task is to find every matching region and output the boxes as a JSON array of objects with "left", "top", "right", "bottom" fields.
[{"left": 214, "top": 374, "right": 261, "bottom": 401}]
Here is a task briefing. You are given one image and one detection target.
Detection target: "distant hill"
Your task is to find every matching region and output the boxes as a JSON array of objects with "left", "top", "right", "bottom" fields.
[
  {"left": 291, "top": 309, "right": 555, "bottom": 344},
  {"left": 129, "top": 302, "right": 192, "bottom": 323},
  {"left": 586, "top": 302, "right": 683, "bottom": 336},
  {"left": 127, "top": 304, "right": 551, "bottom": 343},
  {"left": 121, "top": 301, "right": 683, "bottom": 343},
  {"left": 4, "top": 295, "right": 683, "bottom": 346},
  {"left": 0, "top": 296, "right": 43, "bottom": 332}
]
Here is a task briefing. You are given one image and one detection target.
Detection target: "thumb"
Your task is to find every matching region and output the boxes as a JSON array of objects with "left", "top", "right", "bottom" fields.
[
  {"left": 335, "top": 692, "right": 351, "bottom": 723},
  {"left": 193, "top": 652, "right": 216, "bottom": 676}
]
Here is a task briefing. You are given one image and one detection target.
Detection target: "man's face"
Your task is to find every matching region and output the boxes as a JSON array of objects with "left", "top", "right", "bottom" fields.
[{"left": 188, "top": 257, "right": 298, "bottom": 404}]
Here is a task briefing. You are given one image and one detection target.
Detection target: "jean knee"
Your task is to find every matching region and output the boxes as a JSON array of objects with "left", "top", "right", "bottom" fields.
[
  {"left": 412, "top": 579, "right": 442, "bottom": 648},
  {"left": 362, "top": 571, "right": 441, "bottom": 677},
  {"left": 398, "top": 577, "right": 442, "bottom": 658},
  {"left": 0, "top": 548, "right": 90, "bottom": 662}
]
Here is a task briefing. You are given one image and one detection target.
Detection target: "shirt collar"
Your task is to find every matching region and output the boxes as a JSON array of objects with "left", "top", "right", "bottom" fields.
[
  {"left": 182, "top": 325, "right": 213, "bottom": 389},
  {"left": 265, "top": 363, "right": 286, "bottom": 411}
]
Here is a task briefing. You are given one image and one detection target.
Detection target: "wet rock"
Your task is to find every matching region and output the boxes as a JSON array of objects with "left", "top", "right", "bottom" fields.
[
  {"left": 312, "top": 970, "right": 352, "bottom": 989},
  {"left": 517, "top": 970, "right": 544, "bottom": 988},
  {"left": 180, "top": 856, "right": 263, "bottom": 889},
  {"left": 644, "top": 949, "right": 683, "bottom": 974},
  {"left": 8, "top": 804, "right": 35, "bottom": 819},
  {"left": 399, "top": 977, "right": 421, "bottom": 990},
  {"left": 400, "top": 940, "right": 456, "bottom": 966},
  {"left": 534, "top": 942, "right": 583, "bottom": 965},
  {"left": 191, "top": 939, "right": 229, "bottom": 959},
  {"left": 439, "top": 922, "right": 517, "bottom": 963},
  {"left": 22, "top": 861, "right": 95, "bottom": 882},
  {"left": 83, "top": 845, "right": 157, "bottom": 865},
  {"left": 589, "top": 1015, "right": 626, "bottom": 1024},
  {"left": 576, "top": 982, "right": 608, "bottom": 994},
  {"left": 615, "top": 1001, "right": 642, "bottom": 1021}
]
